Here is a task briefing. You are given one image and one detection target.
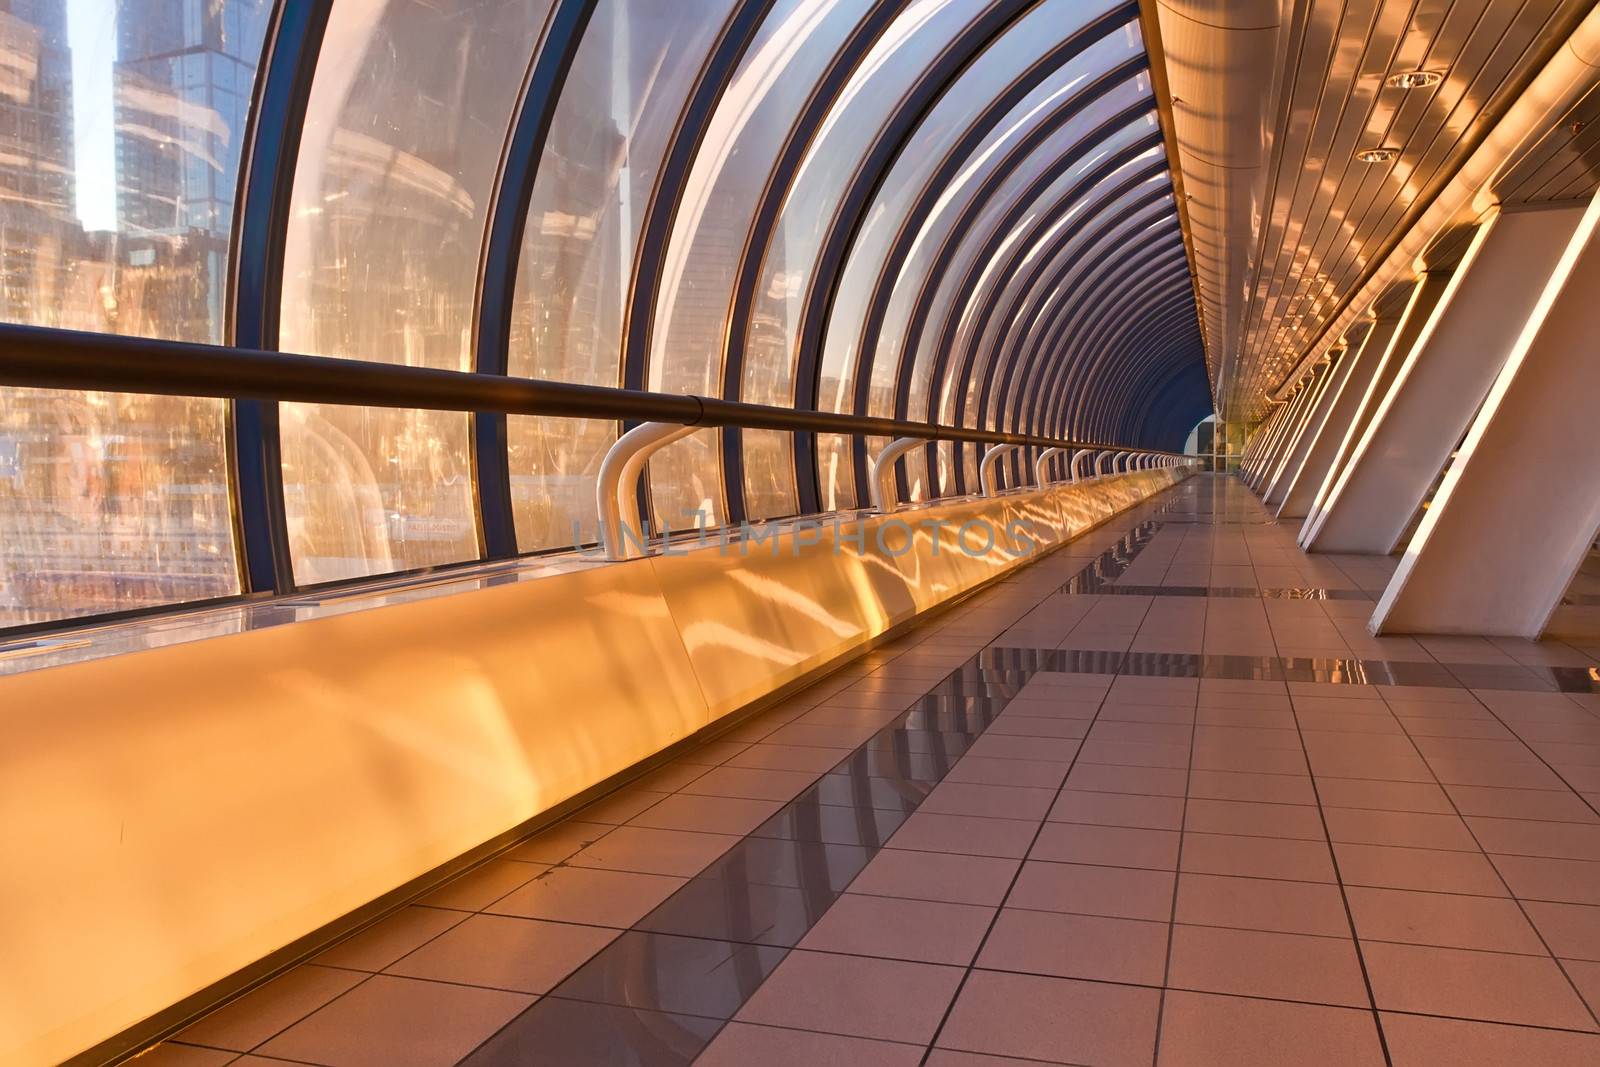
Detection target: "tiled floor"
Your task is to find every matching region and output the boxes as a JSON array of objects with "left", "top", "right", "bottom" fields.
[{"left": 137, "top": 476, "right": 1600, "bottom": 1066}]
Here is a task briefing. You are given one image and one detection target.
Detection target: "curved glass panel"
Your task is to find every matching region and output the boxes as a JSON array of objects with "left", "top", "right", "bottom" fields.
[
  {"left": 950, "top": 140, "right": 1165, "bottom": 433},
  {"left": 507, "top": 0, "right": 735, "bottom": 550},
  {"left": 921, "top": 110, "right": 1155, "bottom": 438},
  {"left": 648, "top": 0, "right": 866, "bottom": 528},
  {"left": 825, "top": 1, "right": 1133, "bottom": 432},
  {"left": 1024, "top": 214, "right": 1177, "bottom": 435},
  {"left": 1009, "top": 208, "right": 1178, "bottom": 436},
  {"left": 0, "top": 0, "right": 273, "bottom": 625},
  {"left": 740, "top": 0, "right": 981, "bottom": 513},
  {"left": 995, "top": 195, "right": 1175, "bottom": 434},
  {"left": 895, "top": 71, "right": 1151, "bottom": 433},
  {"left": 279, "top": 0, "right": 555, "bottom": 583}
]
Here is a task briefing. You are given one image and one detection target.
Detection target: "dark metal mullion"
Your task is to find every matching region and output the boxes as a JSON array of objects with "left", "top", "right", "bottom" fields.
[
  {"left": 881, "top": 61, "right": 1149, "bottom": 426},
  {"left": 823, "top": 6, "right": 1140, "bottom": 500},
  {"left": 1084, "top": 300, "right": 1195, "bottom": 442},
  {"left": 1042, "top": 257, "right": 1189, "bottom": 440},
  {"left": 966, "top": 155, "right": 1171, "bottom": 438},
  {"left": 925, "top": 126, "right": 1159, "bottom": 492},
  {"left": 621, "top": 0, "right": 780, "bottom": 533},
  {"left": 472, "top": 0, "right": 598, "bottom": 558},
  {"left": 1090, "top": 303, "right": 1203, "bottom": 441},
  {"left": 1113, "top": 343, "right": 1207, "bottom": 447},
  {"left": 1010, "top": 200, "right": 1179, "bottom": 441},
  {"left": 990, "top": 188, "right": 1176, "bottom": 438},
  {"left": 877, "top": 79, "right": 1152, "bottom": 491},
  {"left": 228, "top": 0, "right": 334, "bottom": 595},
  {"left": 719, "top": 0, "right": 910, "bottom": 521},
  {"left": 1092, "top": 300, "right": 1198, "bottom": 440},
  {"left": 944, "top": 135, "right": 1164, "bottom": 474},
  {"left": 1104, "top": 332, "right": 1206, "bottom": 445},
  {"left": 1034, "top": 253, "right": 1188, "bottom": 441},
  {"left": 782, "top": 0, "right": 1045, "bottom": 509},
  {"left": 1028, "top": 235, "right": 1187, "bottom": 436},
  {"left": 1058, "top": 284, "right": 1192, "bottom": 441},
  {"left": 1021, "top": 232, "right": 1185, "bottom": 438},
  {"left": 1061, "top": 279, "right": 1192, "bottom": 439},
  {"left": 909, "top": 97, "right": 1157, "bottom": 435}
]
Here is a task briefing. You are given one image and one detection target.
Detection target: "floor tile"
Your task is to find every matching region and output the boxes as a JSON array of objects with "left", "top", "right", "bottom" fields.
[
  {"left": 1333, "top": 842, "right": 1508, "bottom": 895},
  {"left": 1346, "top": 886, "right": 1545, "bottom": 954},
  {"left": 313, "top": 907, "right": 465, "bottom": 972},
  {"left": 629, "top": 794, "right": 785, "bottom": 836},
  {"left": 888, "top": 812, "right": 1039, "bottom": 858},
  {"left": 1007, "top": 859, "right": 1175, "bottom": 921},
  {"left": 848, "top": 848, "right": 1020, "bottom": 906},
  {"left": 566, "top": 825, "right": 739, "bottom": 878},
  {"left": 920, "top": 782, "right": 1057, "bottom": 820},
  {"left": 935, "top": 968, "right": 1160, "bottom": 1065},
  {"left": 1180, "top": 832, "right": 1335, "bottom": 882},
  {"left": 977, "top": 907, "right": 1169, "bottom": 984},
  {"left": 177, "top": 965, "right": 366, "bottom": 1052},
  {"left": 1175, "top": 872, "right": 1349, "bottom": 936},
  {"left": 1048, "top": 789, "right": 1185, "bottom": 829},
  {"left": 697, "top": 1023, "right": 923, "bottom": 1066},
  {"left": 1379, "top": 1012, "right": 1600, "bottom": 1067},
  {"left": 553, "top": 931, "right": 784, "bottom": 1018},
  {"left": 386, "top": 914, "right": 616, "bottom": 994},
  {"left": 1323, "top": 808, "right": 1479, "bottom": 851},
  {"left": 461, "top": 997, "right": 717, "bottom": 1065},
  {"left": 489, "top": 866, "right": 686, "bottom": 928},
  {"left": 259, "top": 975, "right": 532, "bottom": 1067},
  {"left": 1362, "top": 941, "right": 1597, "bottom": 1030},
  {"left": 1491, "top": 854, "right": 1600, "bottom": 904},
  {"left": 130, "top": 1046, "right": 236, "bottom": 1066},
  {"left": 419, "top": 859, "right": 547, "bottom": 912},
  {"left": 1524, "top": 900, "right": 1600, "bottom": 961},
  {"left": 1184, "top": 798, "right": 1326, "bottom": 840},
  {"left": 1167, "top": 924, "right": 1369, "bottom": 1007},
  {"left": 1156, "top": 991, "right": 1384, "bottom": 1066},
  {"left": 505, "top": 821, "right": 612, "bottom": 864},
  {"left": 735, "top": 950, "right": 963, "bottom": 1045},
  {"left": 798, "top": 893, "right": 994, "bottom": 965},
  {"left": 1030, "top": 823, "right": 1181, "bottom": 869}
]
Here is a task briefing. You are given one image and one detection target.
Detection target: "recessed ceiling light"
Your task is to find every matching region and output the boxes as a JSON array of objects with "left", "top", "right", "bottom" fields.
[
  {"left": 1386, "top": 70, "right": 1443, "bottom": 89},
  {"left": 1357, "top": 147, "right": 1399, "bottom": 163}
]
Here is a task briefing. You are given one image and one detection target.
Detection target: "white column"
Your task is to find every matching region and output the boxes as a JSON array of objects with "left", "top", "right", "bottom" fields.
[
  {"left": 1258, "top": 352, "right": 1344, "bottom": 502},
  {"left": 1271, "top": 306, "right": 1405, "bottom": 517},
  {"left": 1249, "top": 375, "right": 1317, "bottom": 491},
  {"left": 1373, "top": 192, "right": 1600, "bottom": 638},
  {"left": 1301, "top": 204, "right": 1589, "bottom": 554},
  {"left": 1242, "top": 404, "right": 1289, "bottom": 482},
  {"left": 1297, "top": 271, "right": 1453, "bottom": 540}
]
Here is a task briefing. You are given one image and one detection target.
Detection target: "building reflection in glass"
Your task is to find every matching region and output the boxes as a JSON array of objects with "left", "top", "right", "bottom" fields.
[{"left": 0, "top": 0, "right": 271, "bottom": 626}]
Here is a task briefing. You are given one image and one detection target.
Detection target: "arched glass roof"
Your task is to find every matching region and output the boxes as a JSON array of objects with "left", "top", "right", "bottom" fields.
[{"left": 0, "top": 0, "right": 1210, "bottom": 628}]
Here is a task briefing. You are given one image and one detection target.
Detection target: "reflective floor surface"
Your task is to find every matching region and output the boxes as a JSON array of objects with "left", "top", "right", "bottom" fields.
[{"left": 136, "top": 476, "right": 1600, "bottom": 1066}]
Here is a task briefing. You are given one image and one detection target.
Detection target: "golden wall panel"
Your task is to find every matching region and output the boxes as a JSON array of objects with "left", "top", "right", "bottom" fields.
[{"left": 0, "top": 468, "right": 1188, "bottom": 1065}]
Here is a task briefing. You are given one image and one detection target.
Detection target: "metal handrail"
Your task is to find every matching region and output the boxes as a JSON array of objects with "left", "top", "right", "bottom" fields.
[{"left": 0, "top": 324, "right": 1186, "bottom": 458}]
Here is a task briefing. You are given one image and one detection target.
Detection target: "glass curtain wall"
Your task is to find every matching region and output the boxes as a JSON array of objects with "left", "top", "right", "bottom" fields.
[
  {"left": 0, "top": 0, "right": 1205, "bottom": 634},
  {"left": 741, "top": 0, "right": 977, "bottom": 513},
  {"left": 820, "top": 3, "right": 1136, "bottom": 504},
  {"left": 278, "top": 0, "right": 555, "bottom": 584},
  {"left": 506, "top": 0, "right": 736, "bottom": 551},
  {"left": 0, "top": 0, "right": 272, "bottom": 626},
  {"left": 647, "top": 0, "right": 866, "bottom": 530}
]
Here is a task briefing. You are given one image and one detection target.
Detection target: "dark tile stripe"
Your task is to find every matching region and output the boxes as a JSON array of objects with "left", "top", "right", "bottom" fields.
[{"left": 460, "top": 509, "right": 1174, "bottom": 1064}]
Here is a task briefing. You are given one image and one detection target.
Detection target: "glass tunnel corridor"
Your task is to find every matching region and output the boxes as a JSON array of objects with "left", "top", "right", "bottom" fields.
[{"left": 4, "top": 0, "right": 1600, "bottom": 1064}]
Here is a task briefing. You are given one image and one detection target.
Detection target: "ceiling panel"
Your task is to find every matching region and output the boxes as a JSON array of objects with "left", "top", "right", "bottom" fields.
[{"left": 1159, "top": 0, "right": 1595, "bottom": 423}]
